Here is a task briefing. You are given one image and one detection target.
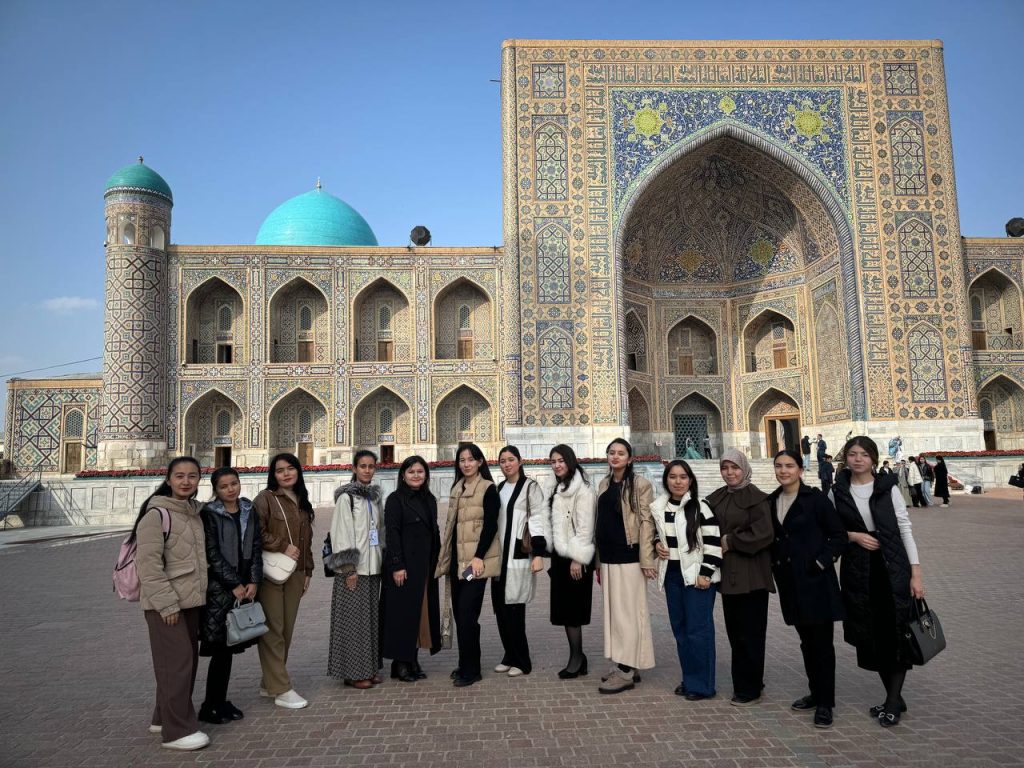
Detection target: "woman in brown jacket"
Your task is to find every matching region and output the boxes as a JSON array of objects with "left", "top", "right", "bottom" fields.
[
  {"left": 435, "top": 442, "right": 501, "bottom": 687},
  {"left": 255, "top": 453, "right": 315, "bottom": 709},
  {"left": 706, "top": 448, "right": 775, "bottom": 707},
  {"left": 136, "top": 456, "right": 209, "bottom": 751}
]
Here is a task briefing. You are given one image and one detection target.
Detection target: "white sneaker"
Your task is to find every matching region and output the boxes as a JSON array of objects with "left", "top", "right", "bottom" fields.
[
  {"left": 259, "top": 687, "right": 274, "bottom": 698},
  {"left": 494, "top": 663, "right": 511, "bottom": 673},
  {"left": 161, "top": 731, "right": 210, "bottom": 751},
  {"left": 507, "top": 667, "right": 524, "bottom": 677},
  {"left": 274, "top": 689, "right": 308, "bottom": 709},
  {"left": 148, "top": 725, "right": 162, "bottom": 734}
]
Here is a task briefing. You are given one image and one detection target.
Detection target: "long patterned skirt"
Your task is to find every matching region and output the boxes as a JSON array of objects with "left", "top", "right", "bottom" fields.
[{"left": 327, "top": 574, "right": 381, "bottom": 681}]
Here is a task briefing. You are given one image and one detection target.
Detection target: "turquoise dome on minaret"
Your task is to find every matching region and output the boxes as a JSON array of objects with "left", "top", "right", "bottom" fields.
[
  {"left": 256, "top": 182, "right": 378, "bottom": 246},
  {"left": 105, "top": 157, "right": 173, "bottom": 202}
]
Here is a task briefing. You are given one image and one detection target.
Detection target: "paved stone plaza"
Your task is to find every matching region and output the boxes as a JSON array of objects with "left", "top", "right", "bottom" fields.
[{"left": 2, "top": 493, "right": 1022, "bottom": 768}]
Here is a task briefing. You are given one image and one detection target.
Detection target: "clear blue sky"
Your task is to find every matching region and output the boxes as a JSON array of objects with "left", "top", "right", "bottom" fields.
[{"left": 1, "top": 0, "right": 1021, "bottom": 429}]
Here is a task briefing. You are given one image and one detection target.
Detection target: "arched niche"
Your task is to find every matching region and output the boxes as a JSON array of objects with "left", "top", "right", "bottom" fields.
[
  {"left": 627, "top": 387, "right": 651, "bottom": 431},
  {"left": 978, "top": 375, "right": 1024, "bottom": 450},
  {"left": 185, "top": 278, "right": 245, "bottom": 364},
  {"left": 433, "top": 279, "right": 492, "bottom": 360},
  {"left": 671, "top": 392, "right": 722, "bottom": 458},
  {"left": 624, "top": 311, "right": 648, "bottom": 373},
  {"left": 435, "top": 385, "right": 493, "bottom": 459},
  {"left": 183, "top": 389, "right": 244, "bottom": 468},
  {"left": 743, "top": 310, "right": 796, "bottom": 373},
  {"left": 352, "top": 278, "right": 412, "bottom": 362},
  {"left": 267, "top": 388, "right": 328, "bottom": 465},
  {"left": 667, "top": 316, "right": 718, "bottom": 375},
  {"left": 969, "top": 269, "right": 1023, "bottom": 350},
  {"left": 352, "top": 387, "right": 412, "bottom": 457},
  {"left": 747, "top": 387, "right": 801, "bottom": 458},
  {"left": 269, "top": 278, "right": 329, "bottom": 364}
]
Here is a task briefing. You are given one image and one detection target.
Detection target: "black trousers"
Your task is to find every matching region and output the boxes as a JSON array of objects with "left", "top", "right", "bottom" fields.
[
  {"left": 795, "top": 622, "right": 836, "bottom": 707},
  {"left": 452, "top": 577, "right": 487, "bottom": 678},
  {"left": 490, "top": 577, "right": 532, "bottom": 673},
  {"left": 203, "top": 646, "right": 233, "bottom": 708},
  {"left": 721, "top": 590, "right": 769, "bottom": 698}
]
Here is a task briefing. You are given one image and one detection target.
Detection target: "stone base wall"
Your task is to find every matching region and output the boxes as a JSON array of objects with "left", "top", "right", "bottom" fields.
[{"left": 96, "top": 440, "right": 169, "bottom": 470}]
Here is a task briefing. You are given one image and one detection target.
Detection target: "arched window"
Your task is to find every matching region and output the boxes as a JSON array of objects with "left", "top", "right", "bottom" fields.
[
  {"left": 458, "top": 405, "right": 472, "bottom": 432},
  {"left": 379, "top": 407, "right": 393, "bottom": 434},
  {"left": 149, "top": 225, "right": 165, "bottom": 249},
  {"left": 121, "top": 221, "right": 135, "bottom": 245},
  {"left": 64, "top": 409, "right": 84, "bottom": 439},
  {"left": 458, "top": 304, "right": 471, "bottom": 330},
  {"left": 299, "top": 305, "right": 313, "bottom": 332},
  {"left": 215, "top": 409, "right": 232, "bottom": 437},
  {"left": 218, "top": 305, "right": 232, "bottom": 333},
  {"left": 298, "top": 408, "right": 313, "bottom": 435},
  {"left": 971, "top": 295, "right": 983, "bottom": 323}
]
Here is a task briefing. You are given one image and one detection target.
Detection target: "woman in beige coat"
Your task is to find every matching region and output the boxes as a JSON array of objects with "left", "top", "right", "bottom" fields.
[
  {"left": 136, "top": 456, "right": 209, "bottom": 751},
  {"left": 435, "top": 442, "right": 501, "bottom": 687},
  {"left": 595, "top": 438, "right": 657, "bottom": 694}
]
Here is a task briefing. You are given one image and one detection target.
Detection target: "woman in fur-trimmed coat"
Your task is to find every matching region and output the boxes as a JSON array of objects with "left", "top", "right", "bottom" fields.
[{"left": 326, "top": 451, "right": 386, "bottom": 688}]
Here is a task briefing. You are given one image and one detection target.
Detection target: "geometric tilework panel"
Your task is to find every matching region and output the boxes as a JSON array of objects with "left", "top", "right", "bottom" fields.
[
  {"left": 898, "top": 217, "right": 937, "bottom": 298},
  {"left": 969, "top": 271, "right": 1023, "bottom": 349},
  {"left": 8, "top": 386, "right": 102, "bottom": 471},
  {"left": 538, "top": 329, "right": 574, "bottom": 410},
  {"left": 268, "top": 389, "right": 328, "bottom": 456},
  {"left": 185, "top": 279, "right": 246, "bottom": 364},
  {"left": 814, "top": 301, "right": 848, "bottom": 415},
  {"left": 353, "top": 389, "right": 412, "bottom": 447},
  {"left": 536, "top": 219, "right": 571, "bottom": 303},
  {"left": 884, "top": 63, "right": 919, "bottom": 96},
  {"left": 436, "top": 385, "right": 493, "bottom": 447},
  {"left": 354, "top": 280, "right": 412, "bottom": 361},
  {"left": 269, "top": 279, "right": 329, "bottom": 363},
  {"left": 533, "top": 117, "right": 568, "bottom": 201},
  {"left": 183, "top": 390, "right": 243, "bottom": 467},
  {"left": 888, "top": 114, "right": 927, "bottom": 196},
  {"left": 907, "top": 325, "right": 947, "bottom": 403},
  {"left": 434, "top": 281, "right": 493, "bottom": 360}
]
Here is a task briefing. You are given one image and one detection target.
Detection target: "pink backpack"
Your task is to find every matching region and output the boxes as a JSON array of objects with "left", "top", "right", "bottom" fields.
[{"left": 113, "top": 508, "right": 171, "bottom": 601}]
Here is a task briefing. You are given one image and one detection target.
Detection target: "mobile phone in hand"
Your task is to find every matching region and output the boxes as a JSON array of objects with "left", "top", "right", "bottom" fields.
[{"left": 461, "top": 565, "right": 475, "bottom": 581}]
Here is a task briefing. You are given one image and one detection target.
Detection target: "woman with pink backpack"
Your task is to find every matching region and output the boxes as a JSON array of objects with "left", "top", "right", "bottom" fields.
[{"left": 135, "top": 457, "right": 210, "bottom": 751}]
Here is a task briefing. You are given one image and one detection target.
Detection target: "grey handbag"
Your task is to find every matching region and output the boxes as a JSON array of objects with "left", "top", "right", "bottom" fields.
[{"left": 226, "top": 599, "right": 269, "bottom": 646}]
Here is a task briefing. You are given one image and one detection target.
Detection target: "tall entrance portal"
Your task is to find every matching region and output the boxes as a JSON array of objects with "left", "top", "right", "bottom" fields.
[{"left": 619, "top": 131, "right": 855, "bottom": 459}]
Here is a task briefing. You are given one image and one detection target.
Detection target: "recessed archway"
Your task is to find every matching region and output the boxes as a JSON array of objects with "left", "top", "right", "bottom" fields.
[
  {"left": 352, "top": 278, "right": 412, "bottom": 362},
  {"left": 671, "top": 392, "right": 722, "bottom": 459},
  {"left": 183, "top": 389, "right": 244, "bottom": 468},
  {"left": 184, "top": 278, "right": 245, "bottom": 364},
  {"left": 743, "top": 309, "right": 797, "bottom": 373},
  {"left": 435, "top": 385, "right": 493, "bottom": 460},
  {"left": 978, "top": 374, "right": 1024, "bottom": 450},
  {"left": 666, "top": 316, "right": 718, "bottom": 376},
  {"left": 433, "top": 278, "right": 493, "bottom": 360},
  {"left": 969, "top": 269, "right": 1023, "bottom": 351},
  {"left": 267, "top": 388, "right": 328, "bottom": 465},
  {"left": 352, "top": 386, "right": 412, "bottom": 460},
  {"left": 747, "top": 388, "right": 801, "bottom": 459},
  {"left": 268, "top": 277, "right": 329, "bottom": 363}
]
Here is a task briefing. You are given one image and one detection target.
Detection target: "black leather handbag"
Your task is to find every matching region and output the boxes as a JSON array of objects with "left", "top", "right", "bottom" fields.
[
  {"left": 1009, "top": 474, "right": 1024, "bottom": 489},
  {"left": 904, "top": 598, "right": 946, "bottom": 665}
]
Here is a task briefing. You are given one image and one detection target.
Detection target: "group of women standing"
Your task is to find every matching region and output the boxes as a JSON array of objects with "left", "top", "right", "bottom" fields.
[{"left": 134, "top": 434, "right": 927, "bottom": 750}]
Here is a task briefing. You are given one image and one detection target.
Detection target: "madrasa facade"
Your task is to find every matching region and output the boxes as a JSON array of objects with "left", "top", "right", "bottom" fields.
[{"left": 7, "top": 39, "right": 1024, "bottom": 474}]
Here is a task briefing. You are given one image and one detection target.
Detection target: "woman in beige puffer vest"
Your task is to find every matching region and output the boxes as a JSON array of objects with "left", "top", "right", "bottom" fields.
[
  {"left": 135, "top": 457, "right": 210, "bottom": 751},
  {"left": 436, "top": 443, "right": 501, "bottom": 687}
]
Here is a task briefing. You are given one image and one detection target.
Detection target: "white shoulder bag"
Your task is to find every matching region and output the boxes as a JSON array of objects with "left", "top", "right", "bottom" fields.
[{"left": 262, "top": 496, "right": 298, "bottom": 585}]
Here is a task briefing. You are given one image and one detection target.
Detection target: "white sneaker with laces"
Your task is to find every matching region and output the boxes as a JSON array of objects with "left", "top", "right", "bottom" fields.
[
  {"left": 507, "top": 667, "right": 524, "bottom": 677},
  {"left": 161, "top": 731, "right": 210, "bottom": 751},
  {"left": 274, "top": 689, "right": 308, "bottom": 709},
  {"left": 494, "top": 663, "right": 511, "bottom": 673}
]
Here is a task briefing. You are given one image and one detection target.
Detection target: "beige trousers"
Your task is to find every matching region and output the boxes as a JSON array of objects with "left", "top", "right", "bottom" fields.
[
  {"left": 601, "top": 563, "right": 655, "bottom": 670},
  {"left": 257, "top": 570, "right": 305, "bottom": 694}
]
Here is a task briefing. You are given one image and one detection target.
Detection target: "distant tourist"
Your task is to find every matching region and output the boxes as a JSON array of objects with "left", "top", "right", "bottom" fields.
[
  {"left": 917, "top": 457, "right": 934, "bottom": 506},
  {"left": 818, "top": 455, "right": 835, "bottom": 494},
  {"left": 255, "top": 454, "right": 315, "bottom": 709},
  {"left": 801, "top": 435, "right": 812, "bottom": 469},
  {"left": 832, "top": 436, "right": 926, "bottom": 728},
  {"left": 815, "top": 434, "right": 827, "bottom": 467},
  {"left": 136, "top": 457, "right": 209, "bottom": 751},
  {"left": 906, "top": 457, "right": 924, "bottom": 508},
  {"left": 703, "top": 434, "right": 713, "bottom": 459},
  {"left": 896, "top": 461, "right": 913, "bottom": 507},
  {"left": 198, "top": 467, "right": 262, "bottom": 726},
  {"left": 879, "top": 460, "right": 893, "bottom": 476},
  {"left": 326, "top": 450, "right": 385, "bottom": 689},
  {"left": 932, "top": 457, "right": 950, "bottom": 507}
]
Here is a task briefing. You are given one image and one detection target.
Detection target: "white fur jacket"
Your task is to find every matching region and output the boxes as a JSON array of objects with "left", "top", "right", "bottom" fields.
[{"left": 549, "top": 470, "right": 597, "bottom": 565}]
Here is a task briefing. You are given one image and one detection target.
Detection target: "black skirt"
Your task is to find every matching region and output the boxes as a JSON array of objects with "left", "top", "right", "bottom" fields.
[
  {"left": 855, "top": 549, "right": 912, "bottom": 672},
  {"left": 548, "top": 552, "right": 594, "bottom": 627}
]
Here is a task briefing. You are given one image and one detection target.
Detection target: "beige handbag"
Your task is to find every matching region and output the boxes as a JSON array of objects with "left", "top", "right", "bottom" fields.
[{"left": 262, "top": 496, "right": 298, "bottom": 585}]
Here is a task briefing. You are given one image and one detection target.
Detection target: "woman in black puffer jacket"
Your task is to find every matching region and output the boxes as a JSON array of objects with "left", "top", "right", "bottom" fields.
[{"left": 198, "top": 467, "right": 262, "bottom": 725}]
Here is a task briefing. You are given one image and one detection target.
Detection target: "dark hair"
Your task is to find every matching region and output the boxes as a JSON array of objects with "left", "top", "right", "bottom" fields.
[
  {"left": 267, "top": 453, "right": 314, "bottom": 520},
  {"left": 498, "top": 445, "right": 522, "bottom": 461},
  {"left": 839, "top": 435, "right": 880, "bottom": 469},
  {"left": 134, "top": 456, "right": 202, "bottom": 533},
  {"left": 773, "top": 449, "right": 805, "bottom": 467},
  {"left": 210, "top": 466, "right": 240, "bottom": 500},
  {"left": 397, "top": 455, "right": 434, "bottom": 498},
  {"left": 549, "top": 444, "right": 587, "bottom": 497},
  {"left": 351, "top": 450, "right": 378, "bottom": 482},
  {"left": 662, "top": 459, "right": 700, "bottom": 552},
  {"left": 452, "top": 442, "right": 494, "bottom": 488},
  {"left": 606, "top": 438, "right": 639, "bottom": 517},
  {"left": 935, "top": 456, "right": 945, "bottom": 465}
]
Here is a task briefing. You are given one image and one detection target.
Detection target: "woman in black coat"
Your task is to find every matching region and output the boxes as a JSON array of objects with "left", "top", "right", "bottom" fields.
[
  {"left": 198, "top": 467, "right": 262, "bottom": 724},
  {"left": 932, "top": 456, "right": 950, "bottom": 507},
  {"left": 767, "top": 450, "right": 846, "bottom": 729},
  {"left": 382, "top": 456, "right": 442, "bottom": 682}
]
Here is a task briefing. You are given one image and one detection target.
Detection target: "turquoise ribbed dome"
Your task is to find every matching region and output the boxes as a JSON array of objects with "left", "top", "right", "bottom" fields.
[
  {"left": 105, "top": 157, "right": 173, "bottom": 202},
  {"left": 256, "top": 186, "right": 377, "bottom": 246}
]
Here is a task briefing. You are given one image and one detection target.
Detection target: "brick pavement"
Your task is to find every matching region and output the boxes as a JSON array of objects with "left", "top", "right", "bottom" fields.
[{"left": 1, "top": 494, "right": 1022, "bottom": 767}]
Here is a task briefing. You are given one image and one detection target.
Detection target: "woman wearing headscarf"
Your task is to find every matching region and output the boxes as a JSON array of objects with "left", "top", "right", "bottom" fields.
[
  {"left": 932, "top": 457, "right": 950, "bottom": 507},
  {"left": 706, "top": 449, "right": 774, "bottom": 707}
]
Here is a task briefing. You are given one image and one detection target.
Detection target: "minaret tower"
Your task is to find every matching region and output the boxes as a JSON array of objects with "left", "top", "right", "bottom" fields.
[{"left": 97, "top": 157, "right": 173, "bottom": 469}]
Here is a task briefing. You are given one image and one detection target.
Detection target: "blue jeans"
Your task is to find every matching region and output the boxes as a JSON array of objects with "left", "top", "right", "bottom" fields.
[{"left": 664, "top": 565, "right": 717, "bottom": 696}]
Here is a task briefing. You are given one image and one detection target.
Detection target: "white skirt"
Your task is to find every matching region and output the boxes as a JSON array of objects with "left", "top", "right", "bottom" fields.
[{"left": 601, "top": 562, "right": 655, "bottom": 669}]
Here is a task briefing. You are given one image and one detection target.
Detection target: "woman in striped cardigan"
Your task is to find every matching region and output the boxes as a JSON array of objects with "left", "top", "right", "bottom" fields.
[{"left": 650, "top": 459, "right": 722, "bottom": 700}]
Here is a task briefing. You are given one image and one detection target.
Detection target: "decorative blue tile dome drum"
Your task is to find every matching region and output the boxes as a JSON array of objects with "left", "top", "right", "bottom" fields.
[
  {"left": 105, "top": 157, "right": 173, "bottom": 202},
  {"left": 255, "top": 184, "right": 378, "bottom": 246}
]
